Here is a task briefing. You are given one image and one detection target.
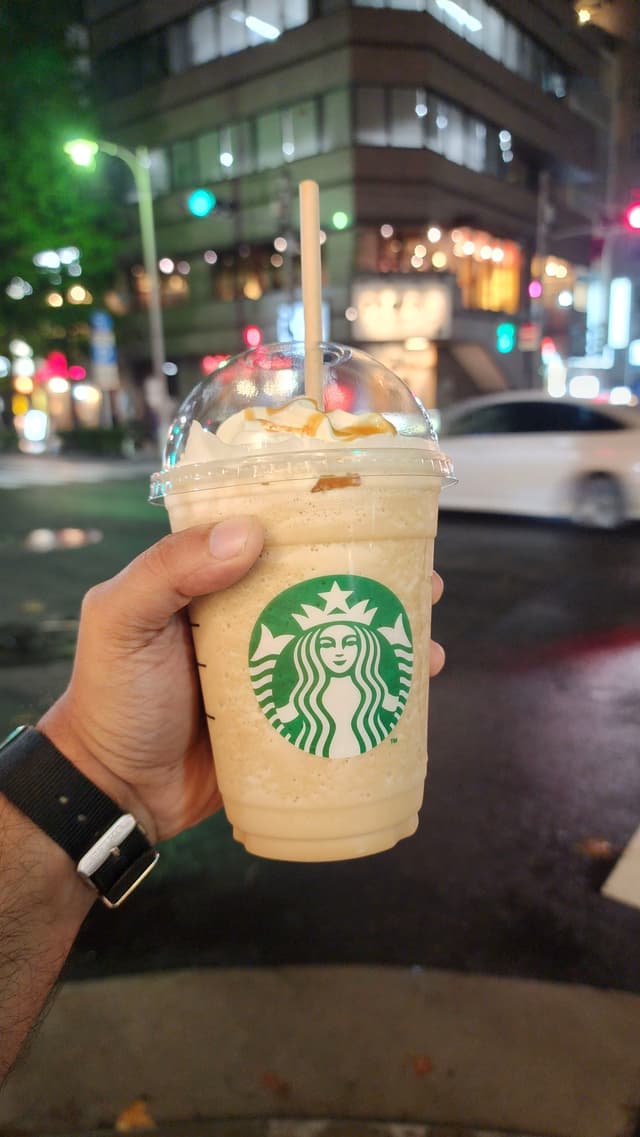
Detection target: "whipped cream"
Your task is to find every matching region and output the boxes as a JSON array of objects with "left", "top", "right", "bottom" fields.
[{"left": 180, "top": 397, "right": 400, "bottom": 465}]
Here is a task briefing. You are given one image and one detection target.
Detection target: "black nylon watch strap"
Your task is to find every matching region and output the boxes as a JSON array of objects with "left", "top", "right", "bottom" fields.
[
  {"left": 0, "top": 727, "right": 123, "bottom": 860},
  {"left": 0, "top": 726, "right": 158, "bottom": 907}
]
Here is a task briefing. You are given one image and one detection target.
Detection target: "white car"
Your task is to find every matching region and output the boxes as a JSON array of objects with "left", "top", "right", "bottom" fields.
[{"left": 438, "top": 392, "right": 640, "bottom": 529}]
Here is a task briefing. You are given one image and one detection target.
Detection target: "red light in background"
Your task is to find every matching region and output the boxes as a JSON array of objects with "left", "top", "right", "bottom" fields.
[
  {"left": 540, "top": 337, "right": 557, "bottom": 360},
  {"left": 243, "top": 325, "right": 262, "bottom": 348},
  {"left": 47, "top": 351, "right": 68, "bottom": 376},
  {"left": 68, "top": 365, "right": 86, "bottom": 381},
  {"left": 323, "top": 382, "right": 354, "bottom": 412},
  {"left": 200, "top": 353, "right": 230, "bottom": 374},
  {"left": 623, "top": 202, "right": 640, "bottom": 231}
]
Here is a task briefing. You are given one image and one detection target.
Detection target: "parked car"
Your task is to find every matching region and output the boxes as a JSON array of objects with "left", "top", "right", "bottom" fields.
[{"left": 438, "top": 392, "right": 640, "bottom": 529}]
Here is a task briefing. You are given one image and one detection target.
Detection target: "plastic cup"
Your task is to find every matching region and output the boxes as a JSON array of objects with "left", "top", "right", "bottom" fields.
[{"left": 150, "top": 342, "right": 454, "bottom": 862}]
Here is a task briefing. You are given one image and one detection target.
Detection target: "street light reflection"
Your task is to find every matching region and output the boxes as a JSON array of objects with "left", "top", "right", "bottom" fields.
[{"left": 23, "top": 528, "right": 104, "bottom": 553}]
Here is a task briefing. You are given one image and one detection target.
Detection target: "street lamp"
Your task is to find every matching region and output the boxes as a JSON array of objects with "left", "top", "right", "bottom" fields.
[{"left": 64, "top": 137, "right": 166, "bottom": 400}]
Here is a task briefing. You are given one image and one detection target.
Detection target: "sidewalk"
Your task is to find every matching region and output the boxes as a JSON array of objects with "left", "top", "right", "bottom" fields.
[
  {"left": 0, "top": 451, "right": 157, "bottom": 489},
  {"left": 2, "top": 966, "right": 639, "bottom": 1137}
]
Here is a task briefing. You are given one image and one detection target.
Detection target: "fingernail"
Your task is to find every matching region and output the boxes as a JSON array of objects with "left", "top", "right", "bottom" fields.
[{"left": 209, "top": 518, "right": 250, "bottom": 560}]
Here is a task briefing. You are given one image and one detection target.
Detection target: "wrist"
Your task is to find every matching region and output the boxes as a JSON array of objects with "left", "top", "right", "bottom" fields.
[{"left": 38, "top": 698, "right": 158, "bottom": 845}]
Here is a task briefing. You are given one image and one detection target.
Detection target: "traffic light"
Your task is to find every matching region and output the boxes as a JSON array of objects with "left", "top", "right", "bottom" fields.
[
  {"left": 243, "top": 325, "right": 262, "bottom": 348},
  {"left": 187, "top": 188, "right": 217, "bottom": 217},
  {"left": 495, "top": 321, "right": 516, "bottom": 354},
  {"left": 623, "top": 200, "right": 640, "bottom": 232}
]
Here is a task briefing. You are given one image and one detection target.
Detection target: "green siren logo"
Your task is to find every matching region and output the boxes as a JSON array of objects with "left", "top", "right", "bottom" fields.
[{"left": 248, "top": 575, "right": 413, "bottom": 759}]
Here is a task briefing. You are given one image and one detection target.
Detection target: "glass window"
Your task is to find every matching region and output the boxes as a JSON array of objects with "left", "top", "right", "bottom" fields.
[
  {"left": 167, "top": 20, "right": 190, "bottom": 74},
  {"left": 246, "top": 0, "right": 282, "bottom": 44},
  {"left": 148, "top": 148, "right": 170, "bottom": 195},
  {"left": 189, "top": 7, "right": 218, "bottom": 65},
  {"left": 483, "top": 6, "right": 504, "bottom": 62},
  {"left": 219, "top": 0, "right": 247, "bottom": 55},
  {"left": 467, "top": 119, "right": 486, "bottom": 172},
  {"left": 442, "top": 104, "right": 465, "bottom": 165},
  {"left": 197, "top": 130, "right": 222, "bottom": 181},
  {"left": 171, "top": 139, "right": 198, "bottom": 188},
  {"left": 256, "top": 111, "right": 283, "bottom": 169},
  {"left": 426, "top": 97, "right": 450, "bottom": 155},
  {"left": 389, "top": 88, "right": 423, "bottom": 148},
  {"left": 228, "top": 121, "right": 253, "bottom": 175},
  {"left": 288, "top": 100, "right": 319, "bottom": 159},
  {"left": 503, "top": 22, "right": 520, "bottom": 72},
  {"left": 356, "top": 87, "right": 387, "bottom": 146},
  {"left": 283, "top": 0, "right": 310, "bottom": 27},
  {"left": 390, "top": 0, "right": 422, "bottom": 8},
  {"left": 444, "top": 404, "right": 514, "bottom": 436},
  {"left": 322, "top": 89, "right": 351, "bottom": 150}
]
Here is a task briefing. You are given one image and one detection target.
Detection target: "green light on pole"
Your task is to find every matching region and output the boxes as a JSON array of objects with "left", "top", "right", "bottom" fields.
[
  {"left": 496, "top": 321, "right": 516, "bottom": 354},
  {"left": 187, "top": 188, "right": 217, "bottom": 217},
  {"left": 332, "top": 210, "right": 349, "bottom": 230},
  {"left": 64, "top": 138, "right": 100, "bottom": 168}
]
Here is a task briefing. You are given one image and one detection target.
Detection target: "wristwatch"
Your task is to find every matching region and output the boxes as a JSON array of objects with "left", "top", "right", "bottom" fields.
[{"left": 0, "top": 725, "right": 159, "bottom": 907}]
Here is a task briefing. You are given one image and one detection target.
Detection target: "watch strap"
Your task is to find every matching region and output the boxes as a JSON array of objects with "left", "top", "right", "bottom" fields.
[{"left": 0, "top": 726, "right": 158, "bottom": 907}]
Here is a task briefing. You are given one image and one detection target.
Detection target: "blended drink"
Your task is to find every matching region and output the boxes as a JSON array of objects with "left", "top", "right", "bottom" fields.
[{"left": 151, "top": 345, "right": 453, "bottom": 861}]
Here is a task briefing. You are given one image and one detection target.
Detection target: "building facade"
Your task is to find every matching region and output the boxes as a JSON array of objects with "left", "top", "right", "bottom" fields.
[{"left": 85, "top": 0, "right": 613, "bottom": 409}]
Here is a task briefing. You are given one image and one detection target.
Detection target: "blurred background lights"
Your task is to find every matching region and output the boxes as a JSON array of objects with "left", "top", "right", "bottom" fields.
[
  {"left": 23, "top": 409, "right": 48, "bottom": 442},
  {"left": 46, "top": 292, "right": 64, "bottom": 308},
  {"left": 243, "top": 324, "right": 262, "bottom": 348},
  {"left": 558, "top": 290, "right": 573, "bottom": 307},
  {"left": 528, "top": 280, "right": 543, "bottom": 299},
  {"left": 14, "top": 375, "right": 34, "bottom": 395},
  {"left": 6, "top": 277, "right": 33, "bottom": 299},
  {"left": 0, "top": 357, "right": 10, "bottom": 377},
  {"left": 48, "top": 377, "right": 70, "bottom": 394},
  {"left": 319, "top": 229, "right": 327, "bottom": 245},
  {"left": 220, "top": 151, "right": 234, "bottom": 168},
  {"left": 12, "top": 356, "right": 35, "bottom": 377},
  {"left": 345, "top": 307, "right": 358, "bottom": 322},
  {"left": 332, "top": 211, "right": 349, "bottom": 230},
  {"left": 176, "top": 260, "right": 190, "bottom": 274},
  {"left": 414, "top": 243, "right": 427, "bottom": 257},
  {"left": 63, "top": 138, "right": 99, "bottom": 167},
  {"left": 187, "top": 188, "right": 216, "bottom": 217},
  {"left": 609, "top": 386, "right": 633, "bottom": 405},
  {"left": 274, "top": 236, "right": 288, "bottom": 252},
  {"left": 432, "top": 251, "right": 447, "bottom": 269},
  {"left": 68, "top": 365, "right": 87, "bottom": 381},
  {"left": 163, "top": 361, "right": 178, "bottom": 376},
  {"left": 380, "top": 224, "right": 394, "bottom": 239},
  {"left": 203, "top": 250, "right": 218, "bottom": 264},
  {"left": 68, "top": 285, "right": 92, "bottom": 304},
  {"left": 569, "top": 373, "right": 600, "bottom": 399},
  {"left": 270, "top": 254, "right": 284, "bottom": 268},
  {"left": 72, "top": 383, "right": 101, "bottom": 404},
  {"left": 58, "top": 246, "right": 80, "bottom": 264},
  {"left": 436, "top": 0, "right": 481, "bottom": 33},
  {"left": 158, "top": 257, "right": 175, "bottom": 274},
  {"left": 68, "top": 263, "right": 82, "bottom": 277},
  {"left": 10, "top": 340, "right": 32, "bottom": 356},
  {"left": 427, "top": 227, "right": 441, "bottom": 242},
  {"left": 33, "top": 250, "right": 61, "bottom": 270}
]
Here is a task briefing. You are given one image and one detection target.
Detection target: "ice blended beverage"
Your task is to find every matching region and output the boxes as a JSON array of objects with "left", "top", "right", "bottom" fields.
[{"left": 150, "top": 342, "right": 454, "bottom": 861}]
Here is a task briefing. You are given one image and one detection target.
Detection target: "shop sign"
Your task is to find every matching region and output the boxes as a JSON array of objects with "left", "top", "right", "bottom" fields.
[{"left": 351, "top": 277, "right": 452, "bottom": 342}]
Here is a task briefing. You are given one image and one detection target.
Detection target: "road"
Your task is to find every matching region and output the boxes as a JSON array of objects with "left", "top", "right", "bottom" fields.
[{"left": 1, "top": 471, "right": 639, "bottom": 992}]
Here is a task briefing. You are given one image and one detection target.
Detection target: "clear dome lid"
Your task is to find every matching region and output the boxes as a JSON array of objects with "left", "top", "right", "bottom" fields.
[{"left": 151, "top": 342, "right": 455, "bottom": 500}]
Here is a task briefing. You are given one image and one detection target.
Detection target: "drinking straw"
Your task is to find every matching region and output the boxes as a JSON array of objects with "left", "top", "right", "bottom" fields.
[{"left": 299, "top": 179, "right": 324, "bottom": 406}]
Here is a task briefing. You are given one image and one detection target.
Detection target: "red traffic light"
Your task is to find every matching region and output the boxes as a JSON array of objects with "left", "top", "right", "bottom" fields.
[
  {"left": 243, "top": 325, "right": 262, "bottom": 348},
  {"left": 624, "top": 202, "right": 640, "bottom": 231}
]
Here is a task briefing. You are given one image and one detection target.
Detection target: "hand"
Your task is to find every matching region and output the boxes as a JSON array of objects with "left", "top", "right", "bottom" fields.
[
  {"left": 39, "top": 518, "right": 264, "bottom": 843},
  {"left": 40, "top": 522, "right": 446, "bottom": 845}
]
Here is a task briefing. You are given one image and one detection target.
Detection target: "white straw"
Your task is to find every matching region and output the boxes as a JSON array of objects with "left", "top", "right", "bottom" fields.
[{"left": 299, "top": 179, "right": 323, "bottom": 406}]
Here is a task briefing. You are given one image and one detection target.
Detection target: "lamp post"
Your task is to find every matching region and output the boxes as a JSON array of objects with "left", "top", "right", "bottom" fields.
[{"left": 64, "top": 138, "right": 167, "bottom": 402}]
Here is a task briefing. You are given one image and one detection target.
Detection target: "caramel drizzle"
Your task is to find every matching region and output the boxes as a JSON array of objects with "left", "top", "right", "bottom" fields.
[{"left": 243, "top": 403, "right": 394, "bottom": 440}]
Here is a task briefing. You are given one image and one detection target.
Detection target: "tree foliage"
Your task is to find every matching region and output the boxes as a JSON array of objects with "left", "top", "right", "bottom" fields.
[{"left": 0, "top": 0, "right": 122, "bottom": 351}]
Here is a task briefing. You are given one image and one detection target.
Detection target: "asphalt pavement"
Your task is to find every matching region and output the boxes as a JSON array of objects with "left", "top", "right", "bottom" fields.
[{"left": 1, "top": 452, "right": 639, "bottom": 1137}]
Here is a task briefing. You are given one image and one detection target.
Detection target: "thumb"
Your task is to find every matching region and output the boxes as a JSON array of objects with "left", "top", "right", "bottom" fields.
[{"left": 96, "top": 517, "right": 264, "bottom": 634}]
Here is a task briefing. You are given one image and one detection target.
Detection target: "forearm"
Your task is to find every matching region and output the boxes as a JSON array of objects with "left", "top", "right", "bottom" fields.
[{"left": 0, "top": 793, "right": 94, "bottom": 1085}]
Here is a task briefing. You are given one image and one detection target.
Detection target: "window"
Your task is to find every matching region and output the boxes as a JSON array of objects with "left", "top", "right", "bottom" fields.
[
  {"left": 256, "top": 111, "right": 283, "bottom": 169},
  {"left": 197, "top": 130, "right": 222, "bottom": 181},
  {"left": 148, "top": 148, "right": 170, "bottom": 195},
  {"left": 283, "top": 0, "right": 310, "bottom": 27},
  {"left": 171, "top": 139, "right": 198, "bottom": 188},
  {"left": 219, "top": 0, "right": 247, "bottom": 55},
  {"left": 389, "top": 88, "right": 423, "bottom": 148},
  {"left": 247, "top": 0, "right": 282, "bottom": 43},
  {"left": 441, "top": 104, "right": 465, "bottom": 165},
  {"left": 446, "top": 400, "right": 626, "bottom": 436},
  {"left": 167, "top": 20, "right": 190, "bottom": 74},
  {"left": 290, "top": 99, "right": 319, "bottom": 159},
  {"left": 228, "top": 121, "right": 253, "bottom": 175},
  {"left": 444, "top": 404, "right": 514, "bottom": 435},
  {"left": 356, "top": 87, "right": 387, "bottom": 146},
  {"left": 189, "top": 7, "right": 218, "bottom": 65},
  {"left": 322, "top": 89, "right": 350, "bottom": 150}
]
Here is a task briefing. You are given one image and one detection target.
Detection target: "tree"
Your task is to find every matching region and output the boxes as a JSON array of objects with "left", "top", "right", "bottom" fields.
[{"left": 0, "top": 0, "right": 122, "bottom": 355}]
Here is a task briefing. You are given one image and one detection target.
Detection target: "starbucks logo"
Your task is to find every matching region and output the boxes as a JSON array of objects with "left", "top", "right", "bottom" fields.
[{"left": 248, "top": 575, "right": 413, "bottom": 759}]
